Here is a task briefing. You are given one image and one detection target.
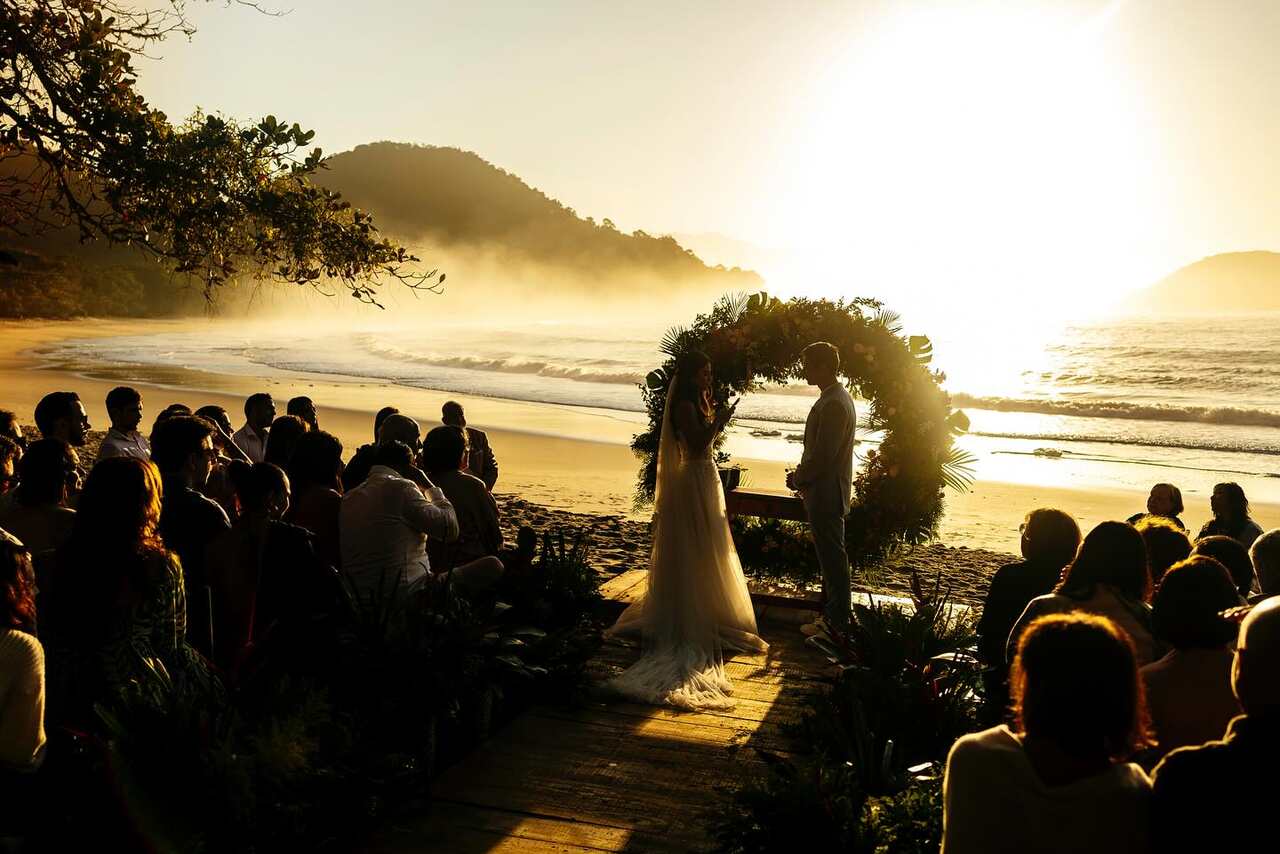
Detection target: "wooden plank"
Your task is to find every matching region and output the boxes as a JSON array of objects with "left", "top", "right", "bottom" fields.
[
  {"left": 724, "top": 487, "right": 808, "bottom": 522},
  {"left": 599, "top": 569, "right": 647, "bottom": 604},
  {"left": 368, "top": 621, "right": 829, "bottom": 853}
]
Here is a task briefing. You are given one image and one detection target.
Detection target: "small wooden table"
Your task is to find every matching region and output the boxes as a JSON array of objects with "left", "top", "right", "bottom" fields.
[{"left": 724, "top": 486, "right": 808, "bottom": 522}]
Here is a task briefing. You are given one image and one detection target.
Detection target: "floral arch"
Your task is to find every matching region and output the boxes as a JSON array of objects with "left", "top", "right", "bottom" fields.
[{"left": 632, "top": 292, "right": 972, "bottom": 570}]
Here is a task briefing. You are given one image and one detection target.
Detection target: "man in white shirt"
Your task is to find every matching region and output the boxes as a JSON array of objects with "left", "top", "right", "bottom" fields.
[
  {"left": 232, "top": 392, "right": 275, "bottom": 464},
  {"left": 340, "top": 437, "right": 460, "bottom": 602},
  {"left": 98, "top": 386, "right": 150, "bottom": 461}
]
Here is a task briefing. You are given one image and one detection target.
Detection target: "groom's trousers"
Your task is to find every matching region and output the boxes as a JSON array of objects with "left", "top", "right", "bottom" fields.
[{"left": 811, "top": 512, "right": 851, "bottom": 631}]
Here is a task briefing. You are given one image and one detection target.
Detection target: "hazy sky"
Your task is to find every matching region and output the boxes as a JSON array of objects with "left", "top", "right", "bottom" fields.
[{"left": 137, "top": 0, "right": 1280, "bottom": 315}]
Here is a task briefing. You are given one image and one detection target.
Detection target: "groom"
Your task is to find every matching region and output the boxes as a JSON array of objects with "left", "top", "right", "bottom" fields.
[{"left": 786, "top": 342, "right": 856, "bottom": 635}]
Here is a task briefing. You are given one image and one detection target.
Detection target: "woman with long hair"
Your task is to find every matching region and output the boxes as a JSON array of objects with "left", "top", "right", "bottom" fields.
[
  {"left": 0, "top": 532, "right": 45, "bottom": 772},
  {"left": 1141, "top": 555, "right": 1243, "bottom": 757},
  {"left": 943, "top": 613, "right": 1152, "bottom": 853},
  {"left": 45, "top": 457, "right": 212, "bottom": 726},
  {"left": 0, "top": 438, "right": 78, "bottom": 559},
  {"left": 284, "top": 430, "right": 344, "bottom": 570},
  {"left": 606, "top": 350, "right": 766, "bottom": 710},
  {"left": 1007, "top": 521, "right": 1158, "bottom": 666},
  {"left": 206, "top": 461, "right": 347, "bottom": 678},
  {"left": 1198, "top": 482, "right": 1264, "bottom": 549}
]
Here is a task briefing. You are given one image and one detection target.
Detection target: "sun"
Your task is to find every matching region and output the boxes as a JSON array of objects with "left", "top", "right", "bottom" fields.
[{"left": 765, "top": 1, "right": 1159, "bottom": 323}]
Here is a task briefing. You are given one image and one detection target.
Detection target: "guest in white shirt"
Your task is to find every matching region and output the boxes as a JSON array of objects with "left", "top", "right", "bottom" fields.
[
  {"left": 232, "top": 392, "right": 275, "bottom": 464},
  {"left": 98, "top": 386, "right": 150, "bottom": 461},
  {"left": 340, "top": 438, "right": 459, "bottom": 602},
  {"left": 943, "top": 613, "right": 1152, "bottom": 854}
]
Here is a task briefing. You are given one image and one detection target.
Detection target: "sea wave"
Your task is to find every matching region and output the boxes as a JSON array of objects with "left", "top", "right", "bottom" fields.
[
  {"left": 952, "top": 394, "right": 1280, "bottom": 429},
  {"left": 354, "top": 338, "right": 645, "bottom": 386},
  {"left": 971, "top": 430, "right": 1280, "bottom": 457}
]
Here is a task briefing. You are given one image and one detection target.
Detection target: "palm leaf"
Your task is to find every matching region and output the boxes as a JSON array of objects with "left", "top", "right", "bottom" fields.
[
  {"left": 941, "top": 446, "right": 977, "bottom": 492},
  {"left": 659, "top": 325, "right": 689, "bottom": 358},
  {"left": 872, "top": 308, "right": 903, "bottom": 335},
  {"left": 720, "top": 291, "right": 752, "bottom": 323}
]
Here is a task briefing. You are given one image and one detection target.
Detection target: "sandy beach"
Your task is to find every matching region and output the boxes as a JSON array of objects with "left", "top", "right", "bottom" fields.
[{"left": 5, "top": 316, "right": 1277, "bottom": 603}]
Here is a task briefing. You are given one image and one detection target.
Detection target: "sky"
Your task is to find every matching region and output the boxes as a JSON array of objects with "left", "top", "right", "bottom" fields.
[{"left": 135, "top": 0, "right": 1280, "bottom": 320}]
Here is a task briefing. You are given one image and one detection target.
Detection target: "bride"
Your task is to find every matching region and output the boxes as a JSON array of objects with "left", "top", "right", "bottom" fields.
[{"left": 606, "top": 350, "right": 768, "bottom": 710}]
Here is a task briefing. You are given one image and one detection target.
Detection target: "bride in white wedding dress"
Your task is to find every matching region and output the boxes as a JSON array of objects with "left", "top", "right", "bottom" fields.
[{"left": 606, "top": 351, "right": 768, "bottom": 711}]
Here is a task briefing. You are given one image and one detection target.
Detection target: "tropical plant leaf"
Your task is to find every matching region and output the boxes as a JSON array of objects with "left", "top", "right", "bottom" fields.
[
  {"left": 659, "top": 325, "right": 689, "bottom": 357},
  {"left": 908, "top": 335, "right": 933, "bottom": 365},
  {"left": 940, "top": 446, "right": 977, "bottom": 492}
]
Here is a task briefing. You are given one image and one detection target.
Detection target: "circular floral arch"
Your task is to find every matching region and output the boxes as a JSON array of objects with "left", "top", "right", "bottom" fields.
[{"left": 632, "top": 292, "right": 972, "bottom": 570}]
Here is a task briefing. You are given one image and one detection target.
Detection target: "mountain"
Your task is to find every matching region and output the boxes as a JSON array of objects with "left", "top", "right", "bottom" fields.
[
  {"left": 1124, "top": 251, "right": 1280, "bottom": 314},
  {"left": 0, "top": 142, "right": 759, "bottom": 317},
  {"left": 317, "top": 143, "right": 761, "bottom": 290}
]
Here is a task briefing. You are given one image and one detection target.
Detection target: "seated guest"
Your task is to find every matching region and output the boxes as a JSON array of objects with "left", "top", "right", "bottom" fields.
[
  {"left": 1150, "top": 597, "right": 1280, "bottom": 851},
  {"left": 151, "top": 416, "right": 230, "bottom": 656},
  {"left": 194, "top": 405, "right": 248, "bottom": 517},
  {"left": 0, "top": 532, "right": 45, "bottom": 773},
  {"left": 977, "top": 508, "right": 1081, "bottom": 721},
  {"left": 1248, "top": 528, "right": 1280, "bottom": 602},
  {"left": 206, "top": 462, "right": 343, "bottom": 677},
  {"left": 287, "top": 396, "right": 319, "bottom": 431},
  {"left": 45, "top": 458, "right": 213, "bottom": 728},
  {"left": 1192, "top": 534, "right": 1255, "bottom": 599},
  {"left": 232, "top": 393, "right": 275, "bottom": 464},
  {"left": 340, "top": 439, "right": 460, "bottom": 603},
  {"left": 342, "top": 405, "right": 401, "bottom": 492},
  {"left": 0, "top": 410, "right": 24, "bottom": 450},
  {"left": 1141, "top": 556, "right": 1243, "bottom": 757},
  {"left": 98, "top": 386, "right": 149, "bottom": 460},
  {"left": 1134, "top": 516, "right": 1191, "bottom": 589},
  {"left": 33, "top": 392, "right": 89, "bottom": 448},
  {"left": 0, "top": 440, "right": 78, "bottom": 559},
  {"left": 285, "top": 430, "right": 345, "bottom": 570},
  {"left": 442, "top": 400, "right": 498, "bottom": 490},
  {"left": 1008, "top": 521, "right": 1157, "bottom": 666},
  {"left": 1127, "top": 483, "right": 1185, "bottom": 530},
  {"left": 194, "top": 404, "right": 248, "bottom": 460},
  {"left": 943, "top": 613, "right": 1151, "bottom": 854},
  {"left": 422, "top": 426, "right": 503, "bottom": 571},
  {"left": 0, "top": 436, "right": 20, "bottom": 500},
  {"left": 263, "top": 414, "right": 308, "bottom": 468},
  {"left": 1197, "top": 481, "right": 1263, "bottom": 549}
]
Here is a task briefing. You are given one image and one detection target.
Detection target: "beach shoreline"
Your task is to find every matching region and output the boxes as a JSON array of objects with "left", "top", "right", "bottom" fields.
[{"left": 3, "top": 317, "right": 1275, "bottom": 571}]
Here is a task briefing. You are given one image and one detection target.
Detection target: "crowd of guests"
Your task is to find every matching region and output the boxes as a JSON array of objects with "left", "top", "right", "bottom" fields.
[
  {"left": 0, "top": 387, "right": 509, "bottom": 795},
  {"left": 949, "top": 480, "right": 1277, "bottom": 851}
]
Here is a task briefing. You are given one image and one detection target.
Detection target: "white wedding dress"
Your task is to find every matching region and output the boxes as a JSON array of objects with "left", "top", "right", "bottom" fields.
[{"left": 606, "top": 378, "right": 768, "bottom": 710}]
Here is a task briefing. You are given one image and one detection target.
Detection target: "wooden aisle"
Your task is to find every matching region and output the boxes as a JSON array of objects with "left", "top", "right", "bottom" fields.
[{"left": 367, "top": 571, "right": 830, "bottom": 853}]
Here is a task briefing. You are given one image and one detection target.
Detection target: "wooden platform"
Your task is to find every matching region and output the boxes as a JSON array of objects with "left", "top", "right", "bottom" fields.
[
  {"left": 367, "top": 590, "right": 831, "bottom": 853},
  {"left": 723, "top": 486, "right": 807, "bottom": 523}
]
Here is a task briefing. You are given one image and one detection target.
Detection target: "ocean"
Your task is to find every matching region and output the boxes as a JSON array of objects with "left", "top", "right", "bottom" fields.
[{"left": 37, "top": 312, "right": 1280, "bottom": 507}]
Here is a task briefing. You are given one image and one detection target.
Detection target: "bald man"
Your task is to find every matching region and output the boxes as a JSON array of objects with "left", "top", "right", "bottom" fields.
[{"left": 1150, "top": 597, "right": 1280, "bottom": 850}]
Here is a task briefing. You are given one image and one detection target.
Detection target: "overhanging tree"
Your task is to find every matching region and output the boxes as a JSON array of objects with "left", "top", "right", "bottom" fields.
[{"left": 0, "top": 0, "right": 441, "bottom": 304}]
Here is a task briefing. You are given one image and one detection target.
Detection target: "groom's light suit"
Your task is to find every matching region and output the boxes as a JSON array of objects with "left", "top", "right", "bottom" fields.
[{"left": 794, "top": 382, "right": 856, "bottom": 631}]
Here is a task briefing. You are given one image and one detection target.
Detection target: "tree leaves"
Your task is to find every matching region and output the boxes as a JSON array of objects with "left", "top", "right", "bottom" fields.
[{"left": 0, "top": 1, "right": 440, "bottom": 304}]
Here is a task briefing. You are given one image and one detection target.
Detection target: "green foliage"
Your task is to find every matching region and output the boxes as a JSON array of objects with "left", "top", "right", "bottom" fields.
[
  {"left": 729, "top": 516, "right": 820, "bottom": 586},
  {"left": 84, "top": 525, "right": 605, "bottom": 850},
  {"left": 1, "top": 3, "right": 439, "bottom": 302},
  {"left": 0, "top": 246, "right": 203, "bottom": 317},
  {"left": 633, "top": 291, "right": 972, "bottom": 570},
  {"left": 805, "top": 573, "right": 981, "bottom": 791},
  {"left": 714, "top": 574, "right": 977, "bottom": 853}
]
